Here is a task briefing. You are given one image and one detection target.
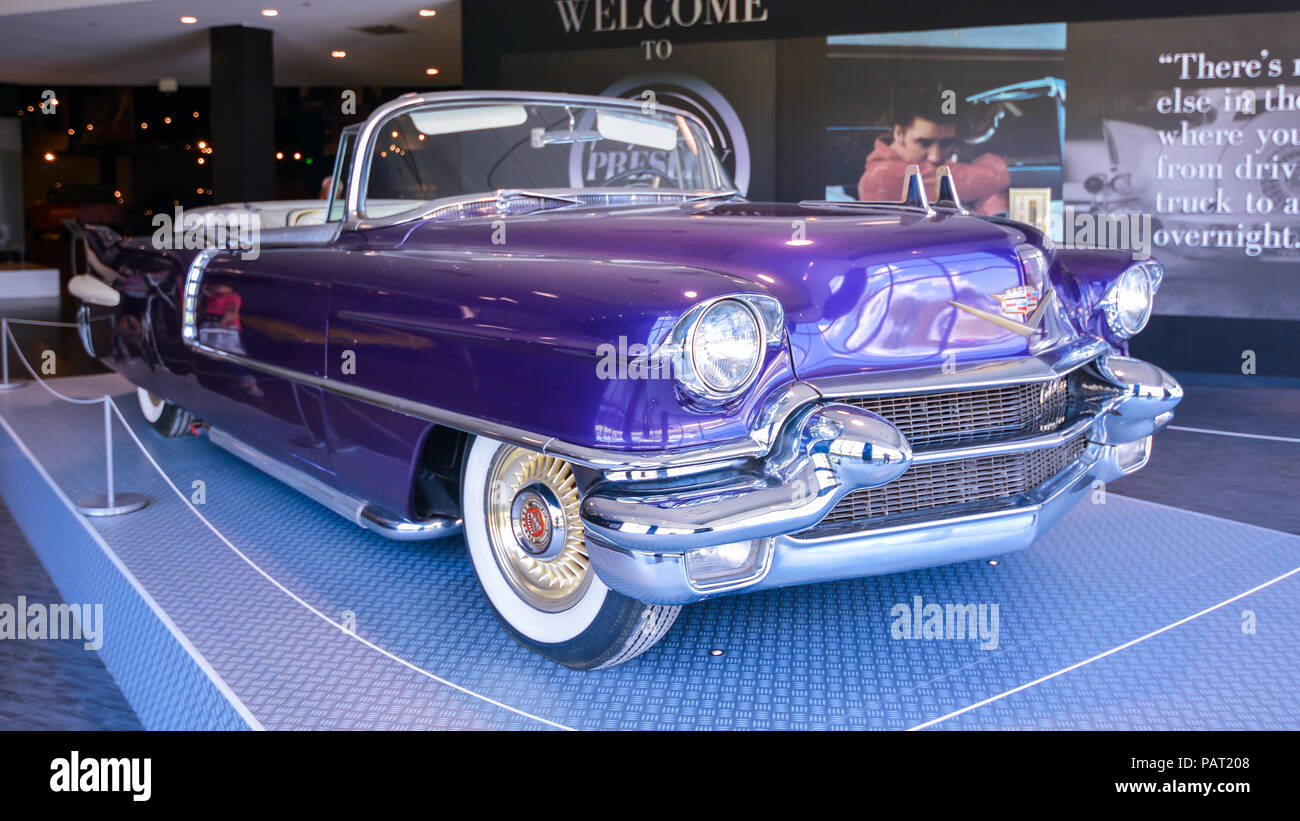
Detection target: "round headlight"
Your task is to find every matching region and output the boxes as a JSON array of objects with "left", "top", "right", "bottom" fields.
[
  {"left": 689, "top": 299, "right": 762, "bottom": 394},
  {"left": 1103, "top": 266, "right": 1153, "bottom": 338}
]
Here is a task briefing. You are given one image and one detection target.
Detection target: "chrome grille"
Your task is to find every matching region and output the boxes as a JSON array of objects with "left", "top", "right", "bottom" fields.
[
  {"left": 840, "top": 377, "right": 1070, "bottom": 450},
  {"left": 805, "top": 435, "right": 1087, "bottom": 535}
]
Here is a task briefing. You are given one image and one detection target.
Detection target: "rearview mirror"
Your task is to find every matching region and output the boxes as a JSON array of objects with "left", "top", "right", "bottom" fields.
[{"left": 596, "top": 111, "right": 678, "bottom": 151}]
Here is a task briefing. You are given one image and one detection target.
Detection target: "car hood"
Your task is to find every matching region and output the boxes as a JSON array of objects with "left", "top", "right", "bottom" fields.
[{"left": 396, "top": 201, "right": 1046, "bottom": 381}]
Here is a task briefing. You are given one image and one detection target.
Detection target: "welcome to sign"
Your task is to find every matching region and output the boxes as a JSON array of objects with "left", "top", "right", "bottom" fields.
[{"left": 554, "top": 0, "right": 770, "bottom": 34}]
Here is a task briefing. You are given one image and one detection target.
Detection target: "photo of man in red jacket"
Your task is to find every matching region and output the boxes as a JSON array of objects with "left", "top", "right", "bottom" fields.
[{"left": 857, "top": 98, "right": 1011, "bottom": 215}]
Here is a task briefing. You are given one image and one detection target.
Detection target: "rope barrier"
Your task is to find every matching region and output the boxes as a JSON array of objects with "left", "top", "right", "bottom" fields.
[
  {"left": 2, "top": 321, "right": 146, "bottom": 514},
  {"left": 2, "top": 323, "right": 104, "bottom": 405},
  {"left": 0, "top": 316, "right": 81, "bottom": 390},
  {"left": 1, "top": 318, "right": 80, "bottom": 328}
]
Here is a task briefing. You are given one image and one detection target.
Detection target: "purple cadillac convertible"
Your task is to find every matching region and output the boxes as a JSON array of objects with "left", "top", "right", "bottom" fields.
[{"left": 71, "top": 91, "right": 1181, "bottom": 669}]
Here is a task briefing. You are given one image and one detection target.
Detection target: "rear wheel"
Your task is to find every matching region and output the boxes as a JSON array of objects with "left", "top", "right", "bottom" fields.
[
  {"left": 461, "top": 436, "right": 680, "bottom": 670},
  {"left": 136, "top": 387, "right": 195, "bottom": 438}
]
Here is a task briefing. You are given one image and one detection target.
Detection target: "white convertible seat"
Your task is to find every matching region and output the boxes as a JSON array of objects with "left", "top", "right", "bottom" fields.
[{"left": 186, "top": 200, "right": 338, "bottom": 245}]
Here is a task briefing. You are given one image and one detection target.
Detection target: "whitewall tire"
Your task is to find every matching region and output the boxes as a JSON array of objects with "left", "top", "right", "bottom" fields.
[{"left": 461, "top": 436, "right": 680, "bottom": 669}]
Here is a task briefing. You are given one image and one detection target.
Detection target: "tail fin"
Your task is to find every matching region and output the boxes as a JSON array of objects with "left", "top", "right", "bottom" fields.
[{"left": 81, "top": 224, "right": 123, "bottom": 282}]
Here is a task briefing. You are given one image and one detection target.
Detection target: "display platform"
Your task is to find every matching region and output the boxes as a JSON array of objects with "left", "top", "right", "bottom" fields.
[
  {"left": 0, "top": 265, "right": 61, "bottom": 300},
  {"left": 2, "top": 373, "right": 1298, "bottom": 730}
]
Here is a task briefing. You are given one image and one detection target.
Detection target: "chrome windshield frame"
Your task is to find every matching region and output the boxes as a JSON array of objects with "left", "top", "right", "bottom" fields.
[{"left": 343, "top": 91, "right": 722, "bottom": 232}]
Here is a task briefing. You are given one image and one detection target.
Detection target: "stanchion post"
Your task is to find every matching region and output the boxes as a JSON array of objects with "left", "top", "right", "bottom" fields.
[
  {"left": 76, "top": 397, "right": 148, "bottom": 517},
  {"left": 105, "top": 398, "right": 115, "bottom": 510},
  {"left": 0, "top": 317, "right": 29, "bottom": 391}
]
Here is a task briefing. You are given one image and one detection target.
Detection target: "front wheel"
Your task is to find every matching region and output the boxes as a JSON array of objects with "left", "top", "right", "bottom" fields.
[
  {"left": 136, "top": 387, "right": 195, "bottom": 438},
  {"left": 461, "top": 436, "right": 680, "bottom": 670}
]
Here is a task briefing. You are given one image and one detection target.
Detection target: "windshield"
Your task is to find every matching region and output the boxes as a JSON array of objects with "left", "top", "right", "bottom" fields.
[{"left": 361, "top": 101, "right": 733, "bottom": 221}]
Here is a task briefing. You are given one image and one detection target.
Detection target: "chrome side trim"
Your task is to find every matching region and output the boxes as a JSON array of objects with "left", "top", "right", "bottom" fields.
[
  {"left": 600, "top": 380, "right": 818, "bottom": 482},
  {"left": 191, "top": 337, "right": 765, "bottom": 471},
  {"left": 809, "top": 338, "right": 1110, "bottom": 399},
  {"left": 207, "top": 427, "right": 461, "bottom": 542},
  {"left": 180, "top": 250, "right": 770, "bottom": 471}
]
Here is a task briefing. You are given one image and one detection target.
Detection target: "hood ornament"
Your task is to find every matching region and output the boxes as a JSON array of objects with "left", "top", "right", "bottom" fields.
[
  {"left": 935, "top": 166, "right": 969, "bottom": 215},
  {"left": 901, "top": 165, "right": 967, "bottom": 216},
  {"left": 900, "top": 165, "right": 937, "bottom": 218}
]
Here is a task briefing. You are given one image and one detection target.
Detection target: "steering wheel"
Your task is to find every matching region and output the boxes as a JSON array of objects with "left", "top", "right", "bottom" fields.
[{"left": 602, "top": 168, "right": 675, "bottom": 188}]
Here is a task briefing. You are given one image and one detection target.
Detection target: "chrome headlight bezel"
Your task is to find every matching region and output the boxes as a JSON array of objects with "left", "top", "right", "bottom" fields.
[
  {"left": 1142, "top": 258, "right": 1165, "bottom": 293},
  {"left": 1015, "top": 244, "right": 1051, "bottom": 292},
  {"left": 1100, "top": 262, "right": 1157, "bottom": 339},
  {"left": 664, "top": 294, "right": 784, "bottom": 405}
]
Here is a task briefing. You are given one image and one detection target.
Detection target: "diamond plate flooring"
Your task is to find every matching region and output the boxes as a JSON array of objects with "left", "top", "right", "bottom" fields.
[{"left": 2, "top": 374, "right": 1297, "bottom": 730}]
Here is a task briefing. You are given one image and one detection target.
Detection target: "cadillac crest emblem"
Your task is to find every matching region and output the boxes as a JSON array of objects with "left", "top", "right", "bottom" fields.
[{"left": 991, "top": 285, "right": 1042, "bottom": 318}]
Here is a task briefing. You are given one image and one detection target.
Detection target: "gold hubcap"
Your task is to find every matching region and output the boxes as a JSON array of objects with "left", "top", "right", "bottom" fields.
[{"left": 485, "top": 447, "right": 591, "bottom": 612}]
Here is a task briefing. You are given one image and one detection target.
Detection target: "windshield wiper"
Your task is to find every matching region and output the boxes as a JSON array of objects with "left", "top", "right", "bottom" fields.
[
  {"left": 497, "top": 190, "right": 584, "bottom": 206},
  {"left": 685, "top": 190, "right": 742, "bottom": 202}
]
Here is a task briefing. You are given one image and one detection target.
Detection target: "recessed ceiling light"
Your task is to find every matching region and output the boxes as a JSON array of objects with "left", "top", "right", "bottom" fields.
[
  {"left": 419, "top": 9, "right": 437, "bottom": 16},
  {"left": 425, "top": 67, "right": 439, "bottom": 75},
  {"left": 180, "top": 16, "right": 197, "bottom": 24},
  {"left": 261, "top": 9, "right": 278, "bottom": 17},
  {"left": 331, "top": 50, "right": 346, "bottom": 58}
]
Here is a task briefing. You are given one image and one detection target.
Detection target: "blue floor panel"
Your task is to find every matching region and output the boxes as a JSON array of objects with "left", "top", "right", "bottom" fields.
[{"left": 2, "top": 374, "right": 1298, "bottom": 730}]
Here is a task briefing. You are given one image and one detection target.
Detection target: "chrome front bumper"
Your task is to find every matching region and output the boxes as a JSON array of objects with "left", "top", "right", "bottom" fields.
[{"left": 580, "top": 353, "right": 1181, "bottom": 605}]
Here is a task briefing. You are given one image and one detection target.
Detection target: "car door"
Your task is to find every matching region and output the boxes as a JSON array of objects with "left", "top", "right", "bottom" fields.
[
  {"left": 183, "top": 138, "right": 363, "bottom": 480},
  {"left": 187, "top": 240, "right": 336, "bottom": 479}
]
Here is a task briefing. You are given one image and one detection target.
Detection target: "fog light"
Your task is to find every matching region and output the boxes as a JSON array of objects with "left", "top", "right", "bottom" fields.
[
  {"left": 685, "top": 538, "right": 771, "bottom": 587},
  {"left": 1116, "top": 436, "right": 1152, "bottom": 473}
]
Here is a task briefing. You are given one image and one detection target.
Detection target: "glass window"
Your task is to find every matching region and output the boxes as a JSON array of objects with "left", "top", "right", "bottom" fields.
[
  {"left": 361, "top": 101, "right": 731, "bottom": 221},
  {"left": 326, "top": 129, "right": 357, "bottom": 223}
]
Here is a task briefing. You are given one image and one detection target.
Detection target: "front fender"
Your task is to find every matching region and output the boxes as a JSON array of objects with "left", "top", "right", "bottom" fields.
[{"left": 1056, "top": 248, "right": 1158, "bottom": 350}]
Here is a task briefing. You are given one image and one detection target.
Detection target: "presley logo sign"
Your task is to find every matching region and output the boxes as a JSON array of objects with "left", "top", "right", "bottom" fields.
[{"left": 554, "top": 0, "right": 769, "bottom": 34}]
